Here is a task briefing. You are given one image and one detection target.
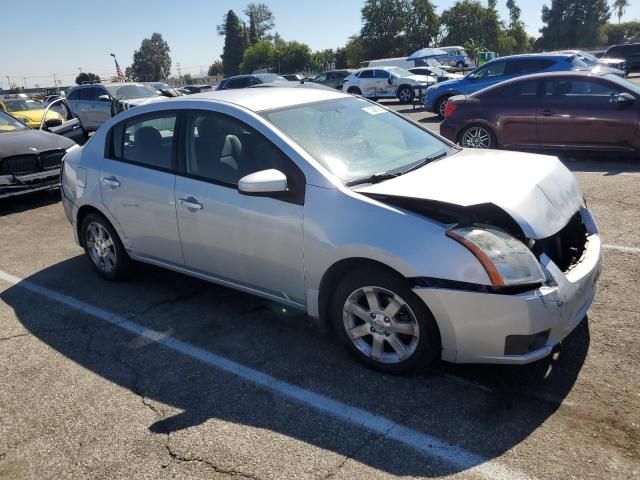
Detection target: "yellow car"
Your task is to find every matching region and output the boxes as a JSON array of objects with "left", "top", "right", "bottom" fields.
[{"left": 0, "top": 97, "right": 62, "bottom": 128}]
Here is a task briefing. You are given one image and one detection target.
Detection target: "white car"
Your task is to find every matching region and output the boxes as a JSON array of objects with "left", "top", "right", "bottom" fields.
[
  {"left": 342, "top": 67, "right": 436, "bottom": 104},
  {"left": 61, "top": 87, "right": 601, "bottom": 373}
]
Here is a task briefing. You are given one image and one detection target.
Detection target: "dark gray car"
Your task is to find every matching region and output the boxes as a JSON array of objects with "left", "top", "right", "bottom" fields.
[
  {"left": 0, "top": 110, "right": 75, "bottom": 199},
  {"left": 65, "top": 83, "right": 162, "bottom": 132},
  {"left": 310, "top": 70, "right": 354, "bottom": 90}
]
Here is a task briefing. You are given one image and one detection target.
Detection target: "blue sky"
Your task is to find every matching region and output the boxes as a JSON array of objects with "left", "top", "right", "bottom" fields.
[{"left": 2, "top": 0, "right": 639, "bottom": 87}]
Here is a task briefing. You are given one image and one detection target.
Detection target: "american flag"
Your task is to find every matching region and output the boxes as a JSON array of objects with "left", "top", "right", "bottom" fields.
[{"left": 115, "top": 59, "right": 125, "bottom": 81}]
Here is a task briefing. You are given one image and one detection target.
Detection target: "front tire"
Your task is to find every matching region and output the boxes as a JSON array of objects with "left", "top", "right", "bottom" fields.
[
  {"left": 459, "top": 125, "right": 496, "bottom": 149},
  {"left": 435, "top": 95, "right": 451, "bottom": 120},
  {"left": 80, "top": 212, "right": 132, "bottom": 281},
  {"left": 347, "top": 87, "right": 362, "bottom": 96},
  {"left": 330, "top": 266, "right": 440, "bottom": 374}
]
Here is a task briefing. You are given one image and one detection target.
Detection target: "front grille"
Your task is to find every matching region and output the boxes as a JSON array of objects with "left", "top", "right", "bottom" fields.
[
  {"left": 1, "top": 155, "right": 38, "bottom": 175},
  {"left": 39, "top": 150, "right": 66, "bottom": 169},
  {"left": 0, "top": 149, "right": 65, "bottom": 176},
  {"left": 532, "top": 212, "right": 588, "bottom": 272}
]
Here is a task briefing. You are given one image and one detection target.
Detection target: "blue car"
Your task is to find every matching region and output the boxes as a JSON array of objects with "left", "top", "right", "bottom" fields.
[{"left": 424, "top": 54, "right": 589, "bottom": 118}]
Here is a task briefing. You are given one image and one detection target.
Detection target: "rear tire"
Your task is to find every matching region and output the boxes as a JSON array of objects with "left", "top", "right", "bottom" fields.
[
  {"left": 397, "top": 86, "right": 414, "bottom": 104},
  {"left": 347, "top": 87, "right": 362, "bottom": 96},
  {"left": 80, "top": 212, "right": 132, "bottom": 281},
  {"left": 458, "top": 124, "right": 496, "bottom": 149},
  {"left": 330, "top": 266, "right": 441, "bottom": 374}
]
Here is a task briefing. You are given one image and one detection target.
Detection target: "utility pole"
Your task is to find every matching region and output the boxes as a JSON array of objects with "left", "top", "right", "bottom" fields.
[
  {"left": 53, "top": 73, "right": 57, "bottom": 89},
  {"left": 6, "top": 76, "right": 11, "bottom": 90},
  {"left": 177, "top": 62, "right": 182, "bottom": 78},
  {"left": 23, "top": 77, "right": 27, "bottom": 89}
]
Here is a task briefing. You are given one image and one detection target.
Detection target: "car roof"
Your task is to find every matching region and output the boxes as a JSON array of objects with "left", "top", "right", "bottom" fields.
[
  {"left": 174, "top": 86, "right": 347, "bottom": 112},
  {"left": 469, "top": 70, "right": 617, "bottom": 97},
  {"left": 72, "top": 82, "right": 145, "bottom": 88}
]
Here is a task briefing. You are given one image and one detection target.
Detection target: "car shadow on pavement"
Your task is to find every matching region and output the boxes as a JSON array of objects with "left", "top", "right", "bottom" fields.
[
  {"left": 1, "top": 256, "right": 590, "bottom": 477},
  {"left": 559, "top": 154, "right": 640, "bottom": 176},
  {"left": 0, "top": 190, "right": 60, "bottom": 216}
]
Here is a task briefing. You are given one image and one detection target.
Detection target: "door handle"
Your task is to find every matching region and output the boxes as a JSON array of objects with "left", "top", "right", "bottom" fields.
[
  {"left": 540, "top": 109, "right": 554, "bottom": 116},
  {"left": 101, "top": 176, "right": 120, "bottom": 188},
  {"left": 179, "top": 196, "right": 203, "bottom": 210}
]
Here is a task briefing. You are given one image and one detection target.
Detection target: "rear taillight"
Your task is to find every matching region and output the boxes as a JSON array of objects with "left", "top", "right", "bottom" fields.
[{"left": 444, "top": 102, "right": 457, "bottom": 118}]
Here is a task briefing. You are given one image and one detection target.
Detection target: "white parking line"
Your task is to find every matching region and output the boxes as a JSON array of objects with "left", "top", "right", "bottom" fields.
[
  {"left": 603, "top": 244, "right": 640, "bottom": 254},
  {"left": 0, "top": 268, "right": 534, "bottom": 480}
]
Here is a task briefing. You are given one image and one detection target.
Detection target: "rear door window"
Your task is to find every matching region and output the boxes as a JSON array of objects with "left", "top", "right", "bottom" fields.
[
  {"left": 358, "top": 70, "right": 374, "bottom": 79},
  {"left": 542, "top": 78, "right": 622, "bottom": 107}
]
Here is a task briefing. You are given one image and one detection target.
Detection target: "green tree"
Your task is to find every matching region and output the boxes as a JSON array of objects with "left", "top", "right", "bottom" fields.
[
  {"left": 309, "top": 49, "right": 335, "bottom": 72},
  {"left": 220, "top": 10, "right": 247, "bottom": 76},
  {"left": 130, "top": 33, "right": 172, "bottom": 82},
  {"left": 248, "top": 13, "right": 259, "bottom": 45},
  {"left": 240, "top": 40, "right": 275, "bottom": 73},
  {"left": 343, "top": 35, "right": 368, "bottom": 67},
  {"left": 75, "top": 72, "right": 101, "bottom": 85},
  {"left": 613, "top": 0, "right": 630, "bottom": 24},
  {"left": 600, "top": 21, "right": 640, "bottom": 44},
  {"left": 361, "top": 0, "right": 408, "bottom": 58},
  {"left": 335, "top": 47, "right": 348, "bottom": 69},
  {"left": 441, "top": 0, "right": 501, "bottom": 52},
  {"left": 183, "top": 73, "right": 193, "bottom": 84},
  {"left": 244, "top": 3, "right": 275, "bottom": 40},
  {"left": 275, "top": 40, "right": 311, "bottom": 73},
  {"left": 208, "top": 61, "right": 224, "bottom": 76},
  {"left": 405, "top": 0, "right": 440, "bottom": 51},
  {"left": 503, "top": 0, "right": 530, "bottom": 54},
  {"left": 539, "top": 0, "right": 610, "bottom": 49}
]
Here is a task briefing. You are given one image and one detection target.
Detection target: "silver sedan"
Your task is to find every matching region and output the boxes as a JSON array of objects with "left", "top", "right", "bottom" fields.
[{"left": 61, "top": 87, "right": 601, "bottom": 373}]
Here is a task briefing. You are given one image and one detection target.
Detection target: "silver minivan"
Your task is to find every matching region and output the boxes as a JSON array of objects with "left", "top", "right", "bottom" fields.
[{"left": 66, "top": 83, "right": 163, "bottom": 132}]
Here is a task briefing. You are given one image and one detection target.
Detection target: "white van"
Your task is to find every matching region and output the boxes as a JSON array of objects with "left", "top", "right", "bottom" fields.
[{"left": 365, "top": 57, "right": 416, "bottom": 69}]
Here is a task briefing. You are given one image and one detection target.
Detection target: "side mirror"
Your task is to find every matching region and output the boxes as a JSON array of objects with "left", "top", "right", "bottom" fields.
[
  {"left": 98, "top": 94, "right": 111, "bottom": 102},
  {"left": 45, "top": 118, "right": 63, "bottom": 128},
  {"left": 387, "top": 77, "right": 393, "bottom": 85},
  {"left": 238, "top": 169, "right": 288, "bottom": 196},
  {"left": 613, "top": 92, "right": 635, "bottom": 106}
]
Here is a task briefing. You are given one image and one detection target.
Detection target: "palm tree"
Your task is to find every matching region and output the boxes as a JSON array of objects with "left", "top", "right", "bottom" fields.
[{"left": 613, "top": 0, "right": 630, "bottom": 24}]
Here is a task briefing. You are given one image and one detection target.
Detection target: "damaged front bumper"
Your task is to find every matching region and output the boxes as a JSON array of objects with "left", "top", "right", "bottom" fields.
[
  {"left": 0, "top": 170, "right": 60, "bottom": 199},
  {"left": 413, "top": 208, "right": 602, "bottom": 364}
]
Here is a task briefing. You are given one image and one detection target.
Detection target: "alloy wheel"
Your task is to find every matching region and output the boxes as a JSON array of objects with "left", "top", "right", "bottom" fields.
[
  {"left": 85, "top": 222, "right": 117, "bottom": 273},
  {"left": 461, "top": 126, "right": 492, "bottom": 148},
  {"left": 342, "top": 286, "right": 420, "bottom": 364},
  {"left": 398, "top": 88, "right": 412, "bottom": 103}
]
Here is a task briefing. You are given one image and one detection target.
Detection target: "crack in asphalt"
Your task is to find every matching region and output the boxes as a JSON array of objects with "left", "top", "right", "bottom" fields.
[{"left": 164, "top": 439, "right": 264, "bottom": 480}]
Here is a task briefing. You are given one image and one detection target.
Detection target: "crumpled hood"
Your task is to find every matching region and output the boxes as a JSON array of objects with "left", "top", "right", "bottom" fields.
[
  {"left": 357, "top": 149, "right": 583, "bottom": 240},
  {"left": 0, "top": 129, "right": 75, "bottom": 159}
]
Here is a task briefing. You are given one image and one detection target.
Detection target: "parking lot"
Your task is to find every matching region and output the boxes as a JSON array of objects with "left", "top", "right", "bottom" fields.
[{"left": 1, "top": 99, "right": 639, "bottom": 480}]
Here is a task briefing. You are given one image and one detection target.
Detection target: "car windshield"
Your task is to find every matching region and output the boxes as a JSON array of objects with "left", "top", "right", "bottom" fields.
[
  {"left": 578, "top": 52, "right": 599, "bottom": 62},
  {"left": 387, "top": 67, "right": 413, "bottom": 78},
  {"left": 4, "top": 99, "right": 42, "bottom": 112},
  {"left": 0, "top": 110, "right": 29, "bottom": 131},
  {"left": 571, "top": 57, "right": 589, "bottom": 69},
  {"left": 428, "top": 66, "right": 446, "bottom": 76},
  {"left": 262, "top": 97, "right": 450, "bottom": 183},
  {"left": 105, "top": 84, "right": 158, "bottom": 100},
  {"left": 425, "top": 58, "right": 444, "bottom": 67},
  {"left": 256, "top": 74, "right": 289, "bottom": 84}
]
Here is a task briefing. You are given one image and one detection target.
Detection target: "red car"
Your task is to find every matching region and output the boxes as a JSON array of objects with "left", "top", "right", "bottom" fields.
[{"left": 440, "top": 71, "right": 640, "bottom": 154}]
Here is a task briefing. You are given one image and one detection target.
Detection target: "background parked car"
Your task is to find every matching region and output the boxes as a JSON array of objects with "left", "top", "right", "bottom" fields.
[
  {"left": 409, "top": 67, "right": 463, "bottom": 83},
  {"left": 440, "top": 71, "right": 640, "bottom": 154},
  {"left": 343, "top": 67, "right": 435, "bottom": 103},
  {"left": 216, "top": 74, "right": 288, "bottom": 90},
  {"left": 143, "top": 82, "right": 184, "bottom": 97},
  {"left": 0, "top": 109, "right": 76, "bottom": 199},
  {"left": 66, "top": 82, "right": 163, "bottom": 132},
  {"left": 310, "top": 70, "right": 353, "bottom": 90},
  {"left": 603, "top": 43, "right": 640, "bottom": 75},
  {"left": 424, "top": 53, "right": 590, "bottom": 119},
  {"left": 182, "top": 84, "right": 213, "bottom": 94},
  {"left": 282, "top": 74, "right": 305, "bottom": 82},
  {"left": 0, "top": 95, "right": 63, "bottom": 129},
  {"left": 436, "top": 46, "right": 472, "bottom": 69},
  {"left": 556, "top": 50, "right": 627, "bottom": 75}
]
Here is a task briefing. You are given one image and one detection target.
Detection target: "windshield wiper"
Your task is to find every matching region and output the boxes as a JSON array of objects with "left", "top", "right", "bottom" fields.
[
  {"left": 345, "top": 150, "right": 450, "bottom": 187},
  {"left": 345, "top": 171, "right": 401, "bottom": 187},
  {"left": 398, "top": 150, "right": 449, "bottom": 176}
]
